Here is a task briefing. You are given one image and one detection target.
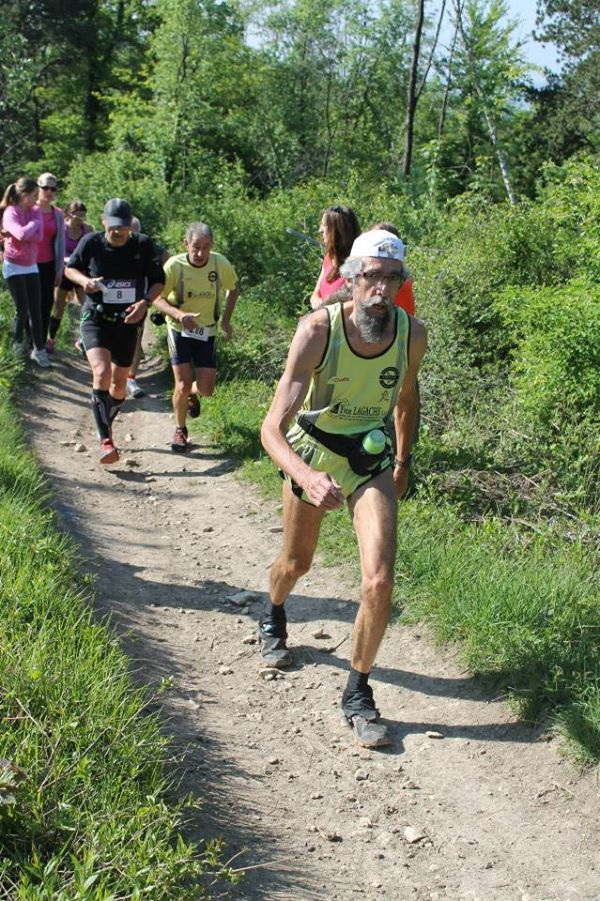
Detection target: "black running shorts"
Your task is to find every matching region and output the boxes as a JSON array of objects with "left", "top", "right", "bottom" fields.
[
  {"left": 80, "top": 311, "right": 139, "bottom": 368},
  {"left": 167, "top": 327, "right": 216, "bottom": 369}
]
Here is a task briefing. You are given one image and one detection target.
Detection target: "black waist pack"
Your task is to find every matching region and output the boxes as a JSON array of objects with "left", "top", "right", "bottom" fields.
[
  {"left": 296, "top": 414, "right": 388, "bottom": 476},
  {"left": 90, "top": 303, "right": 129, "bottom": 325}
]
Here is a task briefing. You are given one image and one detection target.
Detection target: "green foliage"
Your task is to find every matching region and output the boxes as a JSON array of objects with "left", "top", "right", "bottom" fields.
[
  {"left": 65, "top": 150, "right": 171, "bottom": 237},
  {"left": 497, "top": 279, "right": 600, "bottom": 429}
]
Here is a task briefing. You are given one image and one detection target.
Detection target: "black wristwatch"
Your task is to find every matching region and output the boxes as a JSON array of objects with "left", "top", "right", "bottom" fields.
[
  {"left": 141, "top": 297, "right": 153, "bottom": 307},
  {"left": 394, "top": 454, "right": 412, "bottom": 470}
]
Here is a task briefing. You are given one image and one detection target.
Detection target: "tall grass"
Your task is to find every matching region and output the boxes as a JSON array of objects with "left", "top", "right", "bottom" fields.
[{"left": 0, "top": 334, "right": 233, "bottom": 895}]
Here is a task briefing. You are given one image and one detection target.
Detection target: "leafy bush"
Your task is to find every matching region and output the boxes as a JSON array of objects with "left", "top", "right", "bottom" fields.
[{"left": 497, "top": 279, "right": 600, "bottom": 432}]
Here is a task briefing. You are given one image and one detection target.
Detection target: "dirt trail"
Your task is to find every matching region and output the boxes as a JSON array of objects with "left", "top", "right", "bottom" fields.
[{"left": 20, "top": 346, "right": 600, "bottom": 901}]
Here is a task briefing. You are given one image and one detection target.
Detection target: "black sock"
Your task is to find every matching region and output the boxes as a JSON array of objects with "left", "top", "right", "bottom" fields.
[
  {"left": 91, "top": 390, "right": 111, "bottom": 440},
  {"left": 345, "top": 667, "right": 370, "bottom": 693},
  {"left": 48, "top": 316, "right": 61, "bottom": 339},
  {"left": 108, "top": 394, "right": 124, "bottom": 425},
  {"left": 266, "top": 602, "right": 286, "bottom": 623}
]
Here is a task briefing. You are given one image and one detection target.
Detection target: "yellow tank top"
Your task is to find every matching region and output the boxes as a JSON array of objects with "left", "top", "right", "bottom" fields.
[{"left": 296, "top": 302, "right": 410, "bottom": 437}]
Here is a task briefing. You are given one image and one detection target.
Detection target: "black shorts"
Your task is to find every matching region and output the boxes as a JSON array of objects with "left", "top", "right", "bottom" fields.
[
  {"left": 80, "top": 309, "right": 139, "bottom": 368},
  {"left": 167, "top": 327, "right": 216, "bottom": 369}
]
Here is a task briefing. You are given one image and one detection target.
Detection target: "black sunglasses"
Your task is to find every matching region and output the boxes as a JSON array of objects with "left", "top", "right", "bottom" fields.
[{"left": 40, "top": 185, "right": 57, "bottom": 192}]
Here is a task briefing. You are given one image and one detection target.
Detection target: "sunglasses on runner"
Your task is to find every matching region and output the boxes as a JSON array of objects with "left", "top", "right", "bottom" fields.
[{"left": 358, "top": 270, "right": 405, "bottom": 287}]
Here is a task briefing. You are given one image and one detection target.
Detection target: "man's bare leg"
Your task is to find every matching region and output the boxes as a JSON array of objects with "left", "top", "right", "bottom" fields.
[
  {"left": 342, "top": 469, "right": 398, "bottom": 746},
  {"left": 188, "top": 368, "right": 216, "bottom": 419},
  {"left": 260, "top": 481, "right": 324, "bottom": 667},
  {"left": 172, "top": 362, "right": 194, "bottom": 428},
  {"left": 127, "top": 326, "right": 145, "bottom": 397}
]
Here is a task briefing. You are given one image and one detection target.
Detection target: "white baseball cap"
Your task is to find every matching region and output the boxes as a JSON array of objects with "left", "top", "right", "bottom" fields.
[{"left": 349, "top": 229, "right": 405, "bottom": 262}]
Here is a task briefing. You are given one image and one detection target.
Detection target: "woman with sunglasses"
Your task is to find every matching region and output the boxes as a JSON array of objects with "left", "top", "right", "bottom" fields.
[
  {"left": 35, "top": 173, "right": 65, "bottom": 350},
  {"left": 0, "top": 177, "right": 48, "bottom": 366},
  {"left": 47, "top": 200, "right": 92, "bottom": 352},
  {"left": 309, "top": 205, "right": 360, "bottom": 310}
]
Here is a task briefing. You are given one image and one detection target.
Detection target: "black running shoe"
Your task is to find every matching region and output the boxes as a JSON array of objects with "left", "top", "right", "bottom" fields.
[
  {"left": 341, "top": 684, "right": 391, "bottom": 748},
  {"left": 258, "top": 615, "right": 292, "bottom": 668}
]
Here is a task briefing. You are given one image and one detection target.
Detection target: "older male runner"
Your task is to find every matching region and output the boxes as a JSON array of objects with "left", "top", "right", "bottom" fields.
[
  {"left": 64, "top": 198, "right": 165, "bottom": 464},
  {"left": 152, "top": 221, "right": 239, "bottom": 453},
  {"left": 260, "top": 230, "right": 427, "bottom": 748}
]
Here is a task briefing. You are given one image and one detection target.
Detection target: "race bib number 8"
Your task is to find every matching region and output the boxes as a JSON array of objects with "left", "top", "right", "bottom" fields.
[{"left": 101, "top": 279, "right": 136, "bottom": 305}]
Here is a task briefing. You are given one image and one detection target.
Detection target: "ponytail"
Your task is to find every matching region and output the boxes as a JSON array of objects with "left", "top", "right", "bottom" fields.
[
  {"left": 0, "top": 176, "right": 38, "bottom": 212},
  {"left": 0, "top": 184, "right": 19, "bottom": 212}
]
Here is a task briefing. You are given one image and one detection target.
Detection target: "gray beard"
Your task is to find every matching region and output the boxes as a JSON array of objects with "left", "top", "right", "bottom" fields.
[{"left": 355, "top": 299, "right": 393, "bottom": 343}]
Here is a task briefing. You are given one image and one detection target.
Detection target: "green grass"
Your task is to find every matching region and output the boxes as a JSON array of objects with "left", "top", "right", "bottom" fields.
[{"left": 0, "top": 323, "right": 235, "bottom": 896}]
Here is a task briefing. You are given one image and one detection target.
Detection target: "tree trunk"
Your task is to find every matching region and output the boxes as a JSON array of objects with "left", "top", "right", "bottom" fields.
[{"left": 402, "top": 0, "right": 426, "bottom": 178}]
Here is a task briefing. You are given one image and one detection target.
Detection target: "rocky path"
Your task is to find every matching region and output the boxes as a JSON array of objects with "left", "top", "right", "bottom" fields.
[{"left": 20, "top": 347, "right": 600, "bottom": 901}]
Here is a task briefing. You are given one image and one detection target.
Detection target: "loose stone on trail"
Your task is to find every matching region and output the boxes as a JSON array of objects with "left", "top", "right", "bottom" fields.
[
  {"left": 312, "top": 628, "right": 331, "bottom": 639},
  {"left": 404, "top": 826, "right": 427, "bottom": 844},
  {"left": 259, "top": 668, "right": 279, "bottom": 681}
]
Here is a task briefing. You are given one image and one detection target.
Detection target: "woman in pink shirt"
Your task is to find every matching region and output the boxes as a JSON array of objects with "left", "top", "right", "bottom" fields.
[
  {"left": 35, "top": 172, "right": 65, "bottom": 349},
  {"left": 309, "top": 205, "right": 360, "bottom": 310},
  {"left": 0, "top": 177, "right": 49, "bottom": 367}
]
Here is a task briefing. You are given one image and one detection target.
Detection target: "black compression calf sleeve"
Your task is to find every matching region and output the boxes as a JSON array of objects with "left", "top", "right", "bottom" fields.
[
  {"left": 91, "top": 389, "right": 111, "bottom": 440},
  {"left": 48, "top": 316, "right": 61, "bottom": 340},
  {"left": 108, "top": 394, "right": 124, "bottom": 425}
]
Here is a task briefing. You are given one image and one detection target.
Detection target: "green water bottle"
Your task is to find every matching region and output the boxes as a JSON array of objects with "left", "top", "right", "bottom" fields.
[{"left": 361, "top": 428, "right": 386, "bottom": 468}]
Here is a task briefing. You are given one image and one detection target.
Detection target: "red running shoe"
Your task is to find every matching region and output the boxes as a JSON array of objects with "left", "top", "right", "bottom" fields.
[{"left": 99, "top": 438, "right": 119, "bottom": 465}]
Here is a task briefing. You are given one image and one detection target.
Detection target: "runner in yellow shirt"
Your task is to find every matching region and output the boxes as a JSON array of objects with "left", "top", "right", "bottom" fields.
[{"left": 152, "top": 222, "right": 239, "bottom": 452}]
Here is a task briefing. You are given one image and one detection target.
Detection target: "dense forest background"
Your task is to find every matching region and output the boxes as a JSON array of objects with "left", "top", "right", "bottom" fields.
[{"left": 2, "top": 0, "right": 600, "bottom": 751}]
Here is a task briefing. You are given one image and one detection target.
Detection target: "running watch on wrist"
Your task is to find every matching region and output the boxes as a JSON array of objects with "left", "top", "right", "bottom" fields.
[{"left": 395, "top": 455, "right": 412, "bottom": 470}]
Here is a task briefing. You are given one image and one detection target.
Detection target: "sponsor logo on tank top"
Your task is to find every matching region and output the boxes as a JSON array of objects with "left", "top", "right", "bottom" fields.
[
  {"left": 379, "top": 366, "right": 400, "bottom": 389},
  {"left": 332, "top": 402, "right": 384, "bottom": 419}
]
